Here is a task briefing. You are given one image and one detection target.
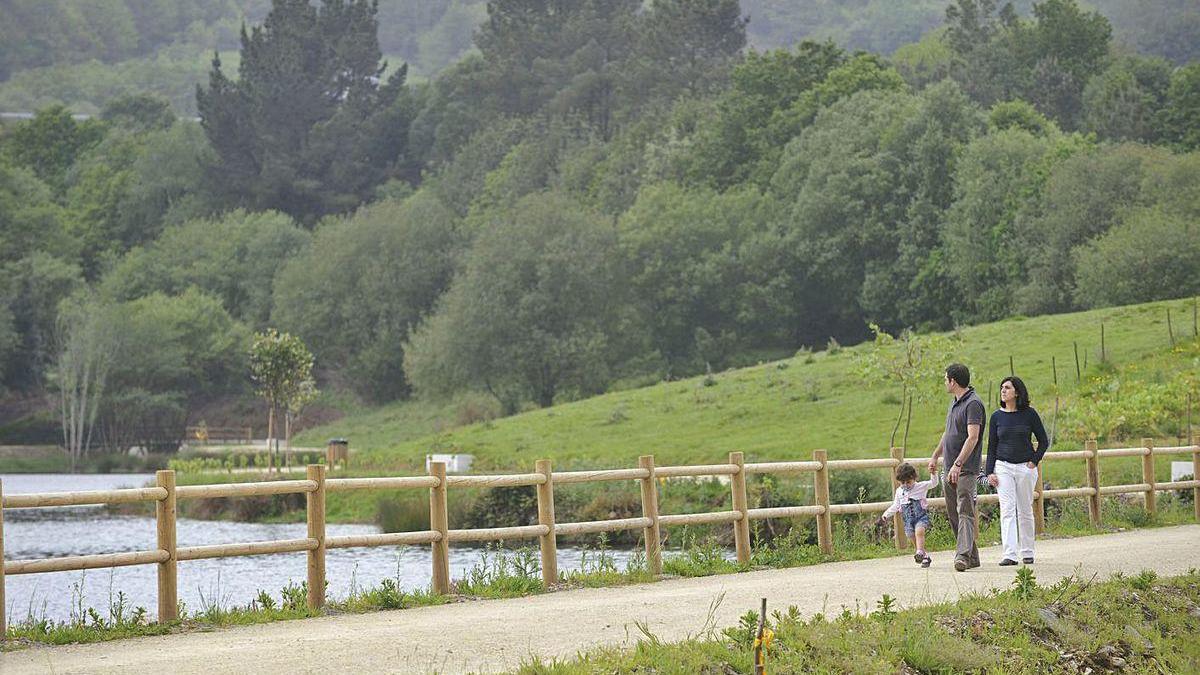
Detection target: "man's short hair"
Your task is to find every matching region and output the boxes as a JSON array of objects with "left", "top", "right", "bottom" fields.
[
  {"left": 946, "top": 363, "right": 970, "bottom": 388},
  {"left": 895, "top": 462, "right": 917, "bottom": 482}
]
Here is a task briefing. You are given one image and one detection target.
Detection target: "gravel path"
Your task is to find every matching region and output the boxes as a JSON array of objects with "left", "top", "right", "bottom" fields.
[{"left": 4, "top": 524, "right": 1197, "bottom": 674}]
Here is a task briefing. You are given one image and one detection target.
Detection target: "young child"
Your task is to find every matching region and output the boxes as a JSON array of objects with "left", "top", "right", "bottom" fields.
[{"left": 877, "top": 462, "right": 939, "bottom": 567}]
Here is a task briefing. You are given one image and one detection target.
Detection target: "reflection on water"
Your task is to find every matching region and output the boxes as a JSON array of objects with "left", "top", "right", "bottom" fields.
[{"left": 2, "top": 474, "right": 634, "bottom": 624}]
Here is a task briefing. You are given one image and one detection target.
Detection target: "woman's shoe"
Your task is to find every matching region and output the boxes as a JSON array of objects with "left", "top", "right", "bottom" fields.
[
  {"left": 921, "top": 555, "right": 932, "bottom": 568},
  {"left": 999, "top": 558, "right": 1018, "bottom": 566},
  {"left": 1022, "top": 557, "right": 1034, "bottom": 564},
  {"left": 914, "top": 552, "right": 924, "bottom": 563}
]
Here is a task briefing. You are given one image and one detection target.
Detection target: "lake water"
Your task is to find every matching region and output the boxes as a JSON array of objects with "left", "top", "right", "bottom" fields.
[{"left": 1, "top": 474, "right": 635, "bottom": 625}]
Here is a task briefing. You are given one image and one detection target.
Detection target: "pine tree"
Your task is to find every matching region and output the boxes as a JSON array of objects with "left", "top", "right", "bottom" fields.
[{"left": 196, "top": 0, "right": 412, "bottom": 224}]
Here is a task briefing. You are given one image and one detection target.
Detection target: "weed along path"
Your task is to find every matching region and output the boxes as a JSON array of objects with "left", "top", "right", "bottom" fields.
[{"left": 4, "top": 525, "right": 1198, "bottom": 674}]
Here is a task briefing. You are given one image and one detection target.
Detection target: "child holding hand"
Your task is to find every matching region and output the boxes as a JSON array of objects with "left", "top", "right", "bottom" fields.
[{"left": 877, "top": 462, "right": 939, "bottom": 568}]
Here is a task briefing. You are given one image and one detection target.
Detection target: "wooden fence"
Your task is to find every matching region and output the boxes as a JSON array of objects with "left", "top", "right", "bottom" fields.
[
  {"left": 1, "top": 439, "right": 1198, "bottom": 634},
  {"left": 184, "top": 425, "right": 253, "bottom": 445}
]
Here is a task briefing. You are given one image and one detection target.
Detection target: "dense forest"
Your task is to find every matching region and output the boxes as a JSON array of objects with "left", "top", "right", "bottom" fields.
[{"left": 1, "top": 0, "right": 1199, "bottom": 451}]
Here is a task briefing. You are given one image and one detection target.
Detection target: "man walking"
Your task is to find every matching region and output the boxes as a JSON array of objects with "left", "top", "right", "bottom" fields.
[{"left": 928, "top": 363, "right": 985, "bottom": 572}]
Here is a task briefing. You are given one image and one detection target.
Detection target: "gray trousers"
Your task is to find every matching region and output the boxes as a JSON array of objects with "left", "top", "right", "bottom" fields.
[{"left": 944, "top": 473, "right": 979, "bottom": 565}]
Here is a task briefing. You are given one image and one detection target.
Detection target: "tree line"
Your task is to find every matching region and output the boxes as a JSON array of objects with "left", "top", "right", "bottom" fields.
[
  {"left": 4, "top": 0, "right": 1199, "bottom": 115},
  {"left": 1, "top": 0, "right": 1199, "bottom": 451}
]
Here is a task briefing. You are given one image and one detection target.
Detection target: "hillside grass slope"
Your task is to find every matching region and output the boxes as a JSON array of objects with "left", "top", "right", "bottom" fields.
[{"left": 297, "top": 297, "right": 1199, "bottom": 473}]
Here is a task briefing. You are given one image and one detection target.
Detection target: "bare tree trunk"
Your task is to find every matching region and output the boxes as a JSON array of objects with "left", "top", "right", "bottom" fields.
[
  {"left": 267, "top": 404, "right": 275, "bottom": 473},
  {"left": 889, "top": 384, "right": 907, "bottom": 449},
  {"left": 285, "top": 410, "right": 292, "bottom": 471},
  {"left": 57, "top": 299, "right": 112, "bottom": 474}
]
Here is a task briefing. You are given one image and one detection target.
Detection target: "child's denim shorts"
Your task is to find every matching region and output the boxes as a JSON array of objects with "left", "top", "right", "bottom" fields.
[{"left": 900, "top": 501, "right": 931, "bottom": 536}]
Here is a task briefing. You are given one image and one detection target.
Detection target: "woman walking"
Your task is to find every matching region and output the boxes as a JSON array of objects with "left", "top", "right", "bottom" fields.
[{"left": 985, "top": 376, "right": 1049, "bottom": 566}]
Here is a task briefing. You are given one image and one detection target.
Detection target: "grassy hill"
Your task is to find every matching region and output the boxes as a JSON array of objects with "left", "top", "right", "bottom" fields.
[{"left": 297, "top": 297, "right": 1199, "bottom": 475}]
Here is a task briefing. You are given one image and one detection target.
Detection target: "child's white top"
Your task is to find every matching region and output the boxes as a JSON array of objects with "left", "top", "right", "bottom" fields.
[{"left": 881, "top": 477, "right": 938, "bottom": 519}]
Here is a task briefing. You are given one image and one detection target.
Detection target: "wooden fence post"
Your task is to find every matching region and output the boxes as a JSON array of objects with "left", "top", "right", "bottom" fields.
[
  {"left": 889, "top": 447, "right": 907, "bottom": 550},
  {"left": 1192, "top": 441, "right": 1200, "bottom": 522},
  {"left": 1033, "top": 463, "right": 1045, "bottom": 535},
  {"left": 729, "top": 451, "right": 751, "bottom": 565},
  {"left": 1100, "top": 322, "right": 1106, "bottom": 363},
  {"left": 155, "top": 469, "right": 177, "bottom": 622},
  {"left": 1, "top": 478, "right": 6, "bottom": 638},
  {"left": 638, "top": 455, "right": 662, "bottom": 575},
  {"left": 429, "top": 461, "right": 450, "bottom": 594},
  {"left": 306, "top": 464, "right": 326, "bottom": 610},
  {"left": 1085, "top": 439, "right": 1101, "bottom": 527},
  {"left": 1142, "top": 438, "right": 1156, "bottom": 517},
  {"left": 1189, "top": 391, "right": 1197, "bottom": 522},
  {"left": 814, "top": 449, "right": 833, "bottom": 555},
  {"left": 1073, "top": 342, "right": 1081, "bottom": 382},
  {"left": 535, "top": 459, "right": 557, "bottom": 586}
]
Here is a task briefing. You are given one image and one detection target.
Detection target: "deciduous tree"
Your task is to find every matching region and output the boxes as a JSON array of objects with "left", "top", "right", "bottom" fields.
[{"left": 249, "top": 328, "right": 314, "bottom": 470}]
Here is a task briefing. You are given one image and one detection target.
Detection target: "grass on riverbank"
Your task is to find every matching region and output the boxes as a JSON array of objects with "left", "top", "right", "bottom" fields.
[
  {"left": 0, "top": 445, "right": 169, "bottom": 474},
  {"left": 516, "top": 568, "right": 1200, "bottom": 674},
  {"left": 6, "top": 494, "right": 1195, "bottom": 651}
]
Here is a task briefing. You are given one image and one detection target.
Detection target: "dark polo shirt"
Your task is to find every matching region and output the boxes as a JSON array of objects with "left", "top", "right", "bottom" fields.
[{"left": 943, "top": 387, "right": 986, "bottom": 472}]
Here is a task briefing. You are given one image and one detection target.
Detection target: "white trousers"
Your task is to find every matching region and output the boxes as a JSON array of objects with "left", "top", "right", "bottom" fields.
[{"left": 996, "top": 460, "right": 1037, "bottom": 561}]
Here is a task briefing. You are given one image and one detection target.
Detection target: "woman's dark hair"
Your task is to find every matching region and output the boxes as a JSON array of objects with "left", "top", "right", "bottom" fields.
[
  {"left": 1000, "top": 376, "right": 1030, "bottom": 410},
  {"left": 946, "top": 363, "right": 970, "bottom": 388},
  {"left": 895, "top": 462, "right": 917, "bottom": 482}
]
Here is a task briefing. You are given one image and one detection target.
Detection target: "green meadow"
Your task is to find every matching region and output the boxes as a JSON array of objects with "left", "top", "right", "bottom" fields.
[{"left": 296, "top": 297, "right": 1198, "bottom": 473}]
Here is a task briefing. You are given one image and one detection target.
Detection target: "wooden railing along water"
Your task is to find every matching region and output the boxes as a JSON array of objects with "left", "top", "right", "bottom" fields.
[{"left": 1, "top": 438, "right": 1197, "bottom": 634}]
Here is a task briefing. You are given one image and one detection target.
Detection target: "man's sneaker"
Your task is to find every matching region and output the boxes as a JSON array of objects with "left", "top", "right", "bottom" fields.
[
  {"left": 914, "top": 552, "right": 924, "bottom": 564},
  {"left": 1022, "top": 557, "right": 1034, "bottom": 564},
  {"left": 921, "top": 555, "right": 932, "bottom": 568},
  {"left": 999, "top": 558, "right": 1018, "bottom": 566},
  {"left": 954, "top": 556, "right": 968, "bottom": 572}
]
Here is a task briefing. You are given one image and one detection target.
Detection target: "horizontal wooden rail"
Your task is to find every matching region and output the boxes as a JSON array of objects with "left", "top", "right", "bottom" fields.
[
  {"left": 1, "top": 487, "right": 167, "bottom": 509},
  {"left": 827, "top": 500, "right": 893, "bottom": 515},
  {"left": 658, "top": 511, "right": 741, "bottom": 527},
  {"left": 176, "top": 480, "right": 316, "bottom": 500},
  {"left": 1097, "top": 483, "right": 1153, "bottom": 495},
  {"left": 176, "top": 538, "right": 318, "bottom": 561},
  {"left": 747, "top": 505, "right": 824, "bottom": 520},
  {"left": 552, "top": 468, "right": 649, "bottom": 484},
  {"left": 326, "top": 531, "right": 441, "bottom": 549},
  {"left": 655, "top": 464, "right": 739, "bottom": 478},
  {"left": 325, "top": 476, "right": 440, "bottom": 492},
  {"left": 923, "top": 494, "right": 1000, "bottom": 509},
  {"left": 1096, "top": 447, "right": 1150, "bottom": 458},
  {"left": 554, "top": 517, "right": 652, "bottom": 537},
  {"left": 1158, "top": 480, "right": 1200, "bottom": 491},
  {"left": 1041, "top": 487, "right": 1097, "bottom": 498},
  {"left": 447, "top": 525, "right": 549, "bottom": 542},
  {"left": 445, "top": 473, "right": 546, "bottom": 488},
  {"left": 744, "top": 461, "right": 822, "bottom": 474},
  {"left": 4, "top": 549, "right": 168, "bottom": 575},
  {"left": 1154, "top": 445, "right": 1200, "bottom": 455},
  {"left": 825, "top": 458, "right": 900, "bottom": 470},
  {"left": 1041, "top": 450, "right": 1094, "bottom": 461}
]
